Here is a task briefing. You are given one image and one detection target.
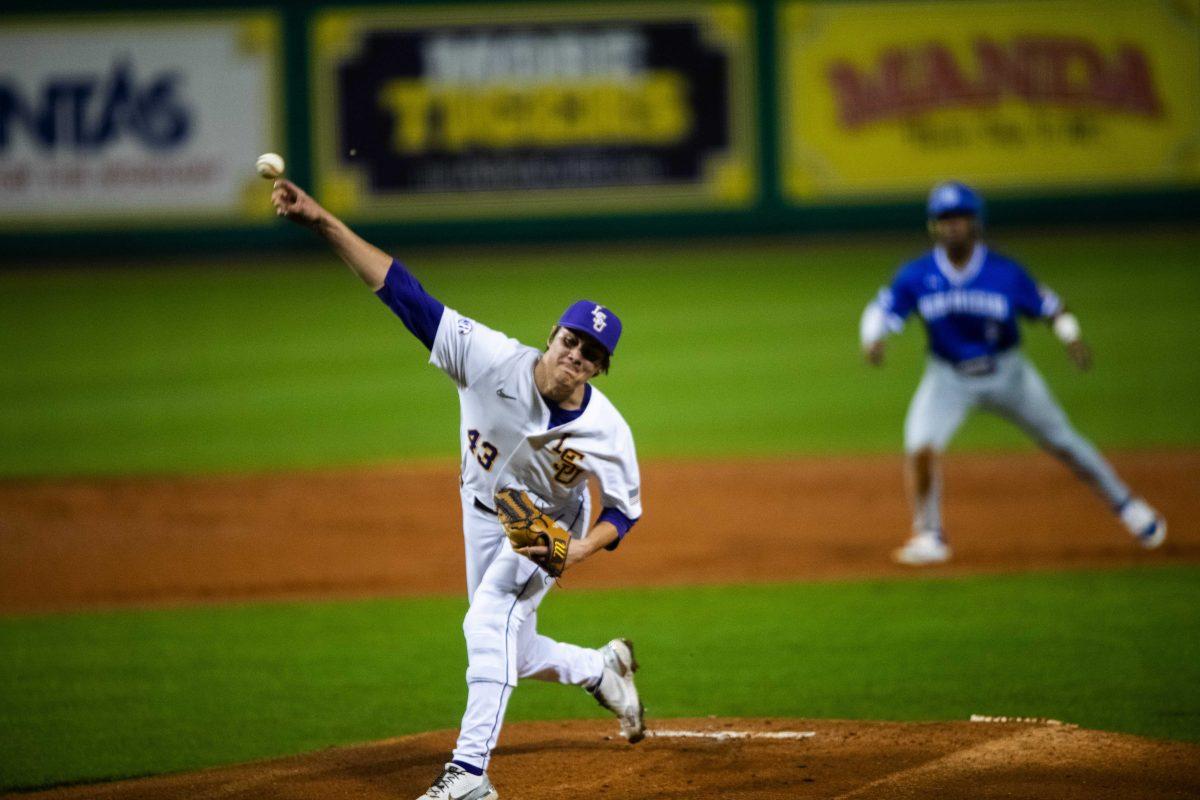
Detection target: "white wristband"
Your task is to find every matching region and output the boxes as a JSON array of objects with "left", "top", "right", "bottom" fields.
[
  {"left": 860, "top": 303, "right": 888, "bottom": 348},
  {"left": 1053, "top": 312, "right": 1081, "bottom": 344}
]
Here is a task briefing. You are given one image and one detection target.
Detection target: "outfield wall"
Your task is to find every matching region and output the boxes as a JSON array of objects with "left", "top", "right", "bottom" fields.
[{"left": 2, "top": 0, "right": 1197, "bottom": 257}]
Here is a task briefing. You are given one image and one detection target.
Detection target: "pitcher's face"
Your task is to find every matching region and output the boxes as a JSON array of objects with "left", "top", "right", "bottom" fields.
[{"left": 542, "top": 327, "right": 603, "bottom": 394}]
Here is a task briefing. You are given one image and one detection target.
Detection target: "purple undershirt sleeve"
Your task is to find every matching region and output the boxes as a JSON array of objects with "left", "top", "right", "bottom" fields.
[
  {"left": 373, "top": 259, "right": 445, "bottom": 350},
  {"left": 598, "top": 507, "right": 637, "bottom": 551}
]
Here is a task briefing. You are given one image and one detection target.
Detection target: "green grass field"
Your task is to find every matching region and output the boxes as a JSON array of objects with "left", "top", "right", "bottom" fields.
[
  {"left": 1, "top": 567, "right": 1196, "bottom": 791},
  {"left": 1, "top": 228, "right": 1197, "bottom": 792},
  {"left": 2, "top": 229, "right": 1197, "bottom": 476}
]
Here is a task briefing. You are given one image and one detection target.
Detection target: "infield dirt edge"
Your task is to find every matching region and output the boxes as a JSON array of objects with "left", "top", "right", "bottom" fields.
[{"left": 10, "top": 717, "right": 1199, "bottom": 799}]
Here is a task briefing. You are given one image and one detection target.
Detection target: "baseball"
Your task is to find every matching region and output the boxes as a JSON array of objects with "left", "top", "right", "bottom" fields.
[{"left": 255, "top": 152, "right": 285, "bottom": 179}]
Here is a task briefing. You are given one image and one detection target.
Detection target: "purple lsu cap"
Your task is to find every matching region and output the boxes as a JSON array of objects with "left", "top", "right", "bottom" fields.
[{"left": 558, "top": 300, "right": 622, "bottom": 355}]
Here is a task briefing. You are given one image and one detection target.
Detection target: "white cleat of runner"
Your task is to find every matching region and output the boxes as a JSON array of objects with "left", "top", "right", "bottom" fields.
[
  {"left": 1120, "top": 497, "right": 1167, "bottom": 549},
  {"left": 892, "top": 531, "right": 951, "bottom": 565}
]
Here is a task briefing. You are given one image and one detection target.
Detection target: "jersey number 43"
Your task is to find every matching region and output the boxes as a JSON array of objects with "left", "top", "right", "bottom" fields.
[{"left": 467, "top": 429, "right": 499, "bottom": 470}]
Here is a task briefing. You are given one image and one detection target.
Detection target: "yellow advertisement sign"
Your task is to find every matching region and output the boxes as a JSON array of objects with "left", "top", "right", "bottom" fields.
[
  {"left": 311, "top": 4, "right": 757, "bottom": 220},
  {"left": 779, "top": 0, "right": 1200, "bottom": 201}
]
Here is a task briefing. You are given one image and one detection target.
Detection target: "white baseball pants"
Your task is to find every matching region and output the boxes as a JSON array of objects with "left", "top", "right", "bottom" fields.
[
  {"left": 904, "top": 351, "right": 1130, "bottom": 533},
  {"left": 450, "top": 494, "right": 605, "bottom": 771}
]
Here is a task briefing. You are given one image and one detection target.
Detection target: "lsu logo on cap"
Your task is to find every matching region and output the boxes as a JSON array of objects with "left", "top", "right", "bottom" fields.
[
  {"left": 558, "top": 299, "right": 621, "bottom": 355},
  {"left": 591, "top": 304, "right": 608, "bottom": 332}
]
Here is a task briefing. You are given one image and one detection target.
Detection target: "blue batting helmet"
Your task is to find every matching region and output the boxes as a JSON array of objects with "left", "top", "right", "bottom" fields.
[{"left": 927, "top": 181, "right": 984, "bottom": 220}]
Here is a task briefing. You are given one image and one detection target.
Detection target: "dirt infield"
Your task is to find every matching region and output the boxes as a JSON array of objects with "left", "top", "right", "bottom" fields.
[
  {"left": 1, "top": 450, "right": 1196, "bottom": 613},
  {"left": 13, "top": 718, "right": 1200, "bottom": 799}
]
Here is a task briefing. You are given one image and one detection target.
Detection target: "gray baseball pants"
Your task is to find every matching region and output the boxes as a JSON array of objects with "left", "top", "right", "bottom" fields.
[{"left": 904, "top": 351, "right": 1129, "bottom": 534}]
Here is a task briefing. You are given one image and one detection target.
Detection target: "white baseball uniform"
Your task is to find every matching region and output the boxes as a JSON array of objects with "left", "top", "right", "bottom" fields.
[{"left": 428, "top": 306, "right": 643, "bottom": 771}]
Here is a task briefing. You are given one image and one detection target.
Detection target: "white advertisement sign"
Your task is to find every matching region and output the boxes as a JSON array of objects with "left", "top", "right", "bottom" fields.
[{"left": 0, "top": 14, "right": 282, "bottom": 227}]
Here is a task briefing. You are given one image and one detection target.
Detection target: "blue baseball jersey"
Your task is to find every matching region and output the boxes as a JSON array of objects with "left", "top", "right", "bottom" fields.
[{"left": 875, "top": 245, "right": 1061, "bottom": 364}]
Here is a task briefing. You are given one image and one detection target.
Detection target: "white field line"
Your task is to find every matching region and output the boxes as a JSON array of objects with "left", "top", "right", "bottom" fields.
[
  {"left": 970, "top": 713, "right": 1075, "bottom": 727},
  {"left": 648, "top": 729, "right": 816, "bottom": 741}
]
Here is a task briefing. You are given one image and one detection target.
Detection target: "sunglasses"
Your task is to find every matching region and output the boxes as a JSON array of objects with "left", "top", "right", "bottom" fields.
[{"left": 560, "top": 329, "right": 607, "bottom": 365}]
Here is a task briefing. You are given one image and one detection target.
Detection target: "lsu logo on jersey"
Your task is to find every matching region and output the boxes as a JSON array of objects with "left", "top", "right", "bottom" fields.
[
  {"left": 551, "top": 434, "right": 585, "bottom": 485},
  {"left": 590, "top": 305, "right": 607, "bottom": 332}
]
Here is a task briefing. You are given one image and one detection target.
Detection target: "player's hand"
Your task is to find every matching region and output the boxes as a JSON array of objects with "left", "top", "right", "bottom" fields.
[
  {"left": 271, "top": 179, "right": 325, "bottom": 228},
  {"left": 1065, "top": 339, "right": 1092, "bottom": 371},
  {"left": 515, "top": 544, "right": 553, "bottom": 565},
  {"left": 864, "top": 340, "right": 886, "bottom": 367},
  {"left": 515, "top": 540, "right": 589, "bottom": 572}
]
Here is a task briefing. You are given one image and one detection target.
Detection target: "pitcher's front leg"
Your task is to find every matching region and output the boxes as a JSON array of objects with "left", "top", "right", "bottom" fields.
[{"left": 452, "top": 549, "right": 550, "bottom": 771}]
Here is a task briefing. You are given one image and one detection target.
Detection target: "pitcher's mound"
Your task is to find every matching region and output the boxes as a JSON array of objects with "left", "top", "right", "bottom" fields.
[{"left": 18, "top": 717, "right": 1200, "bottom": 799}]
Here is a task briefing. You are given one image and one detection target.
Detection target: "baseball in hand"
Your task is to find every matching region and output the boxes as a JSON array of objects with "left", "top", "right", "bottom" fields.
[{"left": 255, "top": 152, "right": 285, "bottom": 179}]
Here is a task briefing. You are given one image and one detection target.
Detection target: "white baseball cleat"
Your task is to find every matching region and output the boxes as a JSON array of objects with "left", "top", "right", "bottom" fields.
[
  {"left": 590, "top": 638, "right": 645, "bottom": 743},
  {"left": 1120, "top": 497, "right": 1167, "bottom": 549},
  {"left": 417, "top": 763, "right": 498, "bottom": 800},
  {"left": 892, "top": 531, "right": 951, "bottom": 565}
]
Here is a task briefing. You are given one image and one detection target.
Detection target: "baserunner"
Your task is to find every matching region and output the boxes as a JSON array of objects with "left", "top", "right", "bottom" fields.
[{"left": 860, "top": 180, "right": 1167, "bottom": 565}]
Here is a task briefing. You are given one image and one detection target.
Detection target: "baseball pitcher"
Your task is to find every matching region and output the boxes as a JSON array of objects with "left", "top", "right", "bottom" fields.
[
  {"left": 861, "top": 181, "right": 1167, "bottom": 565},
  {"left": 271, "top": 179, "right": 645, "bottom": 800}
]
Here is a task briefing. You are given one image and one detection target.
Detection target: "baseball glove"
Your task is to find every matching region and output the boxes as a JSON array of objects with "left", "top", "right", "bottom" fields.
[{"left": 494, "top": 488, "right": 571, "bottom": 577}]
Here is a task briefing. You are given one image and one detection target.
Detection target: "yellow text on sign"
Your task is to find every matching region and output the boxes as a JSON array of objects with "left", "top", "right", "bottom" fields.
[{"left": 379, "top": 74, "right": 692, "bottom": 153}]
